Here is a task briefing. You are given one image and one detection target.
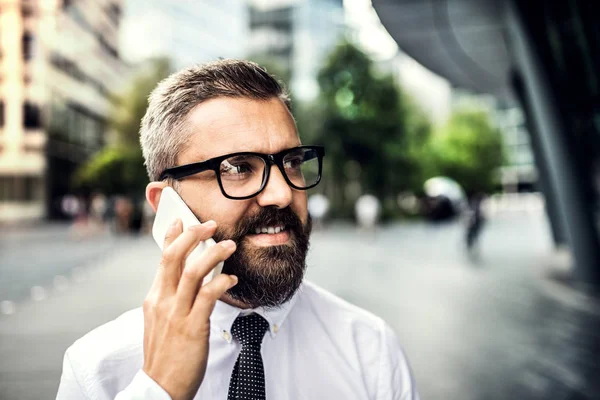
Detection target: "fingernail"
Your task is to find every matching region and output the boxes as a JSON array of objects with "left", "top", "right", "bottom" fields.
[
  {"left": 229, "top": 275, "right": 238, "bottom": 287},
  {"left": 203, "top": 220, "right": 216, "bottom": 228},
  {"left": 221, "top": 240, "right": 236, "bottom": 250},
  {"left": 169, "top": 219, "right": 180, "bottom": 230}
]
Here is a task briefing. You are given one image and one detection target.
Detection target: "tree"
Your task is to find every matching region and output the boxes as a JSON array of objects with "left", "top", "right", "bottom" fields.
[
  {"left": 73, "top": 147, "right": 148, "bottom": 195},
  {"left": 430, "top": 109, "right": 505, "bottom": 195},
  {"left": 246, "top": 54, "right": 291, "bottom": 89},
  {"left": 73, "top": 57, "right": 172, "bottom": 196},
  {"left": 315, "top": 40, "right": 414, "bottom": 218},
  {"left": 400, "top": 93, "right": 435, "bottom": 194}
]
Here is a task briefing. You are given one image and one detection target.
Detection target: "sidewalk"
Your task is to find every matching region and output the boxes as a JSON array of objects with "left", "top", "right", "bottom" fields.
[
  {"left": 0, "top": 216, "right": 599, "bottom": 400},
  {"left": 0, "top": 237, "right": 159, "bottom": 400}
]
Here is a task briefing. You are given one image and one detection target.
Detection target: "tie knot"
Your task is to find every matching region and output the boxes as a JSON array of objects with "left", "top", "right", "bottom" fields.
[{"left": 231, "top": 313, "right": 269, "bottom": 346}]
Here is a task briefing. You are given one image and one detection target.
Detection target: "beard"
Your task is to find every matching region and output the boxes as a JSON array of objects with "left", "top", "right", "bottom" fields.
[{"left": 212, "top": 206, "right": 312, "bottom": 309}]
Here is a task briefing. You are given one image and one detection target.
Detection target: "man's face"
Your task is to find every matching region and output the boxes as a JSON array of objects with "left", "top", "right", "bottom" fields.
[{"left": 174, "top": 97, "right": 311, "bottom": 308}]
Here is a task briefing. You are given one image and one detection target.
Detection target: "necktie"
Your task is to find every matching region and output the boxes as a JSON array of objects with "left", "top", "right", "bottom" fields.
[{"left": 227, "top": 313, "right": 270, "bottom": 400}]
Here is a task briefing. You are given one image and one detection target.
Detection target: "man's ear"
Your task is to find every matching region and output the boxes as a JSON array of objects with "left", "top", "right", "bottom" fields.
[{"left": 146, "top": 181, "right": 168, "bottom": 213}]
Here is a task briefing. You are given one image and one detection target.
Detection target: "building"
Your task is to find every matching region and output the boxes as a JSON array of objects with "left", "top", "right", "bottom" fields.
[
  {"left": 343, "top": 0, "right": 451, "bottom": 126},
  {"left": 389, "top": 51, "right": 452, "bottom": 127},
  {"left": 248, "top": 0, "right": 345, "bottom": 101},
  {"left": 0, "top": 0, "right": 128, "bottom": 222},
  {"left": 494, "top": 105, "right": 536, "bottom": 192},
  {"left": 450, "top": 89, "right": 537, "bottom": 192},
  {"left": 119, "top": 0, "right": 248, "bottom": 70},
  {"left": 372, "top": 0, "right": 600, "bottom": 285}
]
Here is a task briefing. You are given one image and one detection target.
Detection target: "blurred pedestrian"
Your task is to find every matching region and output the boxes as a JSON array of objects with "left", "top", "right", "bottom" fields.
[
  {"left": 61, "top": 194, "right": 80, "bottom": 220},
  {"left": 141, "top": 197, "right": 156, "bottom": 234},
  {"left": 113, "top": 196, "right": 133, "bottom": 234},
  {"left": 355, "top": 194, "right": 381, "bottom": 231},
  {"left": 89, "top": 192, "right": 108, "bottom": 233},
  {"left": 57, "top": 60, "right": 419, "bottom": 400},
  {"left": 466, "top": 192, "right": 486, "bottom": 251},
  {"left": 308, "top": 193, "right": 329, "bottom": 230}
]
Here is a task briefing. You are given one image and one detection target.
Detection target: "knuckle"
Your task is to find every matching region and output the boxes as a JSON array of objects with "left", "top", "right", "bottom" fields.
[
  {"left": 161, "top": 248, "right": 176, "bottom": 264},
  {"left": 144, "top": 293, "right": 173, "bottom": 316},
  {"left": 156, "top": 297, "right": 173, "bottom": 313},
  {"left": 143, "top": 296, "right": 157, "bottom": 313},
  {"left": 199, "top": 286, "right": 218, "bottom": 301},
  {"left": 209, "top": 244, "right": 229, "bottom": 260},
  {"left": 196, "top": 291, "right": 211, "bottom": 305},
  {"left": 181, "top": 265, "right": 199, "bottom": 280},
  {"left": 165, "top": 312, "right": 180, "bottom": 328}
]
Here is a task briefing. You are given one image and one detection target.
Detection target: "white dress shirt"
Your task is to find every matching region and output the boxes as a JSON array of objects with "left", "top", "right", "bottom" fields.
[{"left": 57, "top": 281, "right": 419, "bottom": 400}]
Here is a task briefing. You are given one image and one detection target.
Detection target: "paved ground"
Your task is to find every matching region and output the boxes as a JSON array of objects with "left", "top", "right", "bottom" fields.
[
  {"left": 0, "top": 210, "right": 599, "bottom": 399},
  {"left": 0, "top": 223, "right": 120, "bottom": 305}
]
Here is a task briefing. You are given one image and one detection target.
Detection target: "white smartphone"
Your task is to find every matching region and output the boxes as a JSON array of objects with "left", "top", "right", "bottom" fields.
[{"left": 152, "top": 186, "right": 224, "bottom": 286}]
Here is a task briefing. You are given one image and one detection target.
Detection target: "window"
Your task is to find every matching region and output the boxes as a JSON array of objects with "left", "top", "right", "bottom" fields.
[
  {"left": 50, "top": 52, "right": 109, "bottom": 97},
  {"left": 23, "top": 176, "right": 37, "bottom": 201},
  {"left": 22, "top": 3, "right": 34, "bottom": 18},
  {"left": 23, "top": 102, "right": 41, "bottom": 129},
  {"left": 22, "top": 33, "right": 34, "bottom": 60},
  {"left": 0, "top": 176, "right": 41, "bottom": 201},
  {"left": 97, "top": 33, "right": 118, "bottom": 58},
  {"left": 107, "top": 3, "right": 121, "bottom": 26}
]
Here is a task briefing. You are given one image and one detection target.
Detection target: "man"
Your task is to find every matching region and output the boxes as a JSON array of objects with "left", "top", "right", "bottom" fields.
[{"left": 57, "top": 60, "right": 418, "bottom": 400}]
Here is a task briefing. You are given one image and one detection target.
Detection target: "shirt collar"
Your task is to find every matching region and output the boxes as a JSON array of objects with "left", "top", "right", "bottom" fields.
[{"left": 210, "top": 283, "right": 302, "bottom": 342}]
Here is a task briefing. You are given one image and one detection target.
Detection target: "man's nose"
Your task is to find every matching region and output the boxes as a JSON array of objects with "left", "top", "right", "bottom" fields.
[{"left": 256, "top": 166, "right": 293, "bottom": 209}]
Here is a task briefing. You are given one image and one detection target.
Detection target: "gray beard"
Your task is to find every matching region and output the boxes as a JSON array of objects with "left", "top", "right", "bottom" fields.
[{"left": 215, "top": 211, "right": 312, "bottom": 309}]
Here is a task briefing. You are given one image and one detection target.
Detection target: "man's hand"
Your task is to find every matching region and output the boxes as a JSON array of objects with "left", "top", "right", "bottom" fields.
[{"left": 142, "top": 219, "right": 237, "bottom": 400}]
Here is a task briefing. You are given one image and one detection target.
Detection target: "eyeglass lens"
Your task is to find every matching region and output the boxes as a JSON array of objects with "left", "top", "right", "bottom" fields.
[{"left": 218, "top": 148, "right": 320, "bottom": 198}]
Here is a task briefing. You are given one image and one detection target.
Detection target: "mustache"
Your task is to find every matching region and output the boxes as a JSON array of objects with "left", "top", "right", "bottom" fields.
[{"left": 225, "top": 207, "right": 304, "bottom": 242}]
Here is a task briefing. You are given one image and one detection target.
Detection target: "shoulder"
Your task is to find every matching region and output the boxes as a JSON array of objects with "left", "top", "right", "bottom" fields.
[
  {"left": 294, "top": 280, "right": 391, "bottom": 362},
  {"left": 294, "top": 281, "right": 419, "bottom": 399},
  {"left": 64, "top": 308, "right": 145, "bottom": 394},
  {"left": 296, "top": 280, "right": 386, "bottom": 330}
]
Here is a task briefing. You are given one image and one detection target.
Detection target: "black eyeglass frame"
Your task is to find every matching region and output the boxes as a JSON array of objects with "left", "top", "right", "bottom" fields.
[{"left": 159, "top": 145, "right": 325, "bottom": 200}]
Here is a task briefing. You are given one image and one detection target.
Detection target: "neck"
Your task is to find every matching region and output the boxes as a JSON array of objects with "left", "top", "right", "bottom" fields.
[{"left": 219, "top": 293, "right": 252, "bottom": 310}]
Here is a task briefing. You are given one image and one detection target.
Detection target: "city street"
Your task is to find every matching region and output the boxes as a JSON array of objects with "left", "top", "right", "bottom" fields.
[
  {"left": 0, "top": 224, "right": 124, "bottom": 305},
  {"left": 0, "top": 210, "right": 599, "bottom": 400}
]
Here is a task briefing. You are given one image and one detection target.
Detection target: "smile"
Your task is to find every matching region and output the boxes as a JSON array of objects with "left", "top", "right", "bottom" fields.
[
  {"left": 247, "top": 225, "right": 290, "bottom": 246},
  {"left": 253, "top": 225, "right": 286, "bottom": 234}
]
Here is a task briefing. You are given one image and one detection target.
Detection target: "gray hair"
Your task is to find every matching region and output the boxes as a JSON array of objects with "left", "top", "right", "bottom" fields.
[{"left": 139, "top": 59, "right": 291, "bottom": 182}]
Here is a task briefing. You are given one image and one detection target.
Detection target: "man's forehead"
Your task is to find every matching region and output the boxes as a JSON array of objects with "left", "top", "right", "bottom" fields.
[{"left": 179, "top": 96, "right": 299, "bottom": 162}]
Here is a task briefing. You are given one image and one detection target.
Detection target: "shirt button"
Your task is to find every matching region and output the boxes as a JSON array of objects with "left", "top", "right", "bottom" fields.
[
  {"left": 222, "top": 331, "right": 231, "bottom": 341},
  {"left": 273, "top": 324, "right": 279, "bottom": 333}
]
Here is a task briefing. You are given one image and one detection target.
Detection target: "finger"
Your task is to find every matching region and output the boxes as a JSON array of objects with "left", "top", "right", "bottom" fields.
[
  {"left": 159, "top": 221, "right": 217, "bottom": 292},
  {"left": 149, "top": 219, "right": 183, "bottom": 294},
  {"left": 163, "top": 218, "right": 182, "bottom": 250},
  {"left": 191, "top": 273, "right": 238, "bottom": 318},
  {"left": 181, "top": 221, "right": 218, "bottom": 261},
  {"left": 176, "top": 222, "right": 218, "bottom": 280},
  {"left": 174, "top": 240, "right": 236, "bottom": 313},
  {"left": 168, "top": 221, "right": 218, "bottom": 272}
]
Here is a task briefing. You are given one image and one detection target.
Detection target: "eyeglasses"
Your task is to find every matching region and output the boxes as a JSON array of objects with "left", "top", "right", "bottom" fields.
[{"left": 159, "top": 145, "right": 325, "bottom": 200}]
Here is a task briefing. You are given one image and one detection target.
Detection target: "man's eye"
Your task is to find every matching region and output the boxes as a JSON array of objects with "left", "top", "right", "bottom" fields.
[
  {"left": 284, "top": 157, "right": 303, "bottom": 169},
  {"left": 221, "top": 163, "right": 252, "bottom": 175}
]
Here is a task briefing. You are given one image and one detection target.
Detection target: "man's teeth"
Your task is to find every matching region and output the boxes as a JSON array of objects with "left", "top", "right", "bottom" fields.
[{"left": 254, "top": 226, "right": 285, "bottom": 234}]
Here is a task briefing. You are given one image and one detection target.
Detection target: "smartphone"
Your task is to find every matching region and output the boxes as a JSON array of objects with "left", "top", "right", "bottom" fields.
[{"left": 152, "top": 186, "right": 224, "bottom": 286}]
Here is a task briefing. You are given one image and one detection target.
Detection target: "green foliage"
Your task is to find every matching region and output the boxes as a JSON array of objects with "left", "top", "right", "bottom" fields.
[
  {"left": 73, "top": 57, "right": 172, "bottom": 195},
  {"left": 400, "top": 93, "right": 435, "bottom": 193},
  {"left": 246, "top": 54, "right": 292, "bottom": 90},
  {"left": 430, "top": 109, "right": 505, "bottom": 194},
  {"left": 314, "top": 40, "right": 414, "bottom": 218},
  {"left": 73, "top": 147, "right": 147, "bottom": 196},
  {"left": 110, "top": 57, "right": 172, "bottom": 148}
]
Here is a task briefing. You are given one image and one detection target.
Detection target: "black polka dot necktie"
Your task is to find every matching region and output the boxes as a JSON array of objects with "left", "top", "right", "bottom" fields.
[{"left": 227, "top": 313, "right": 270, "bottom": 400}]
